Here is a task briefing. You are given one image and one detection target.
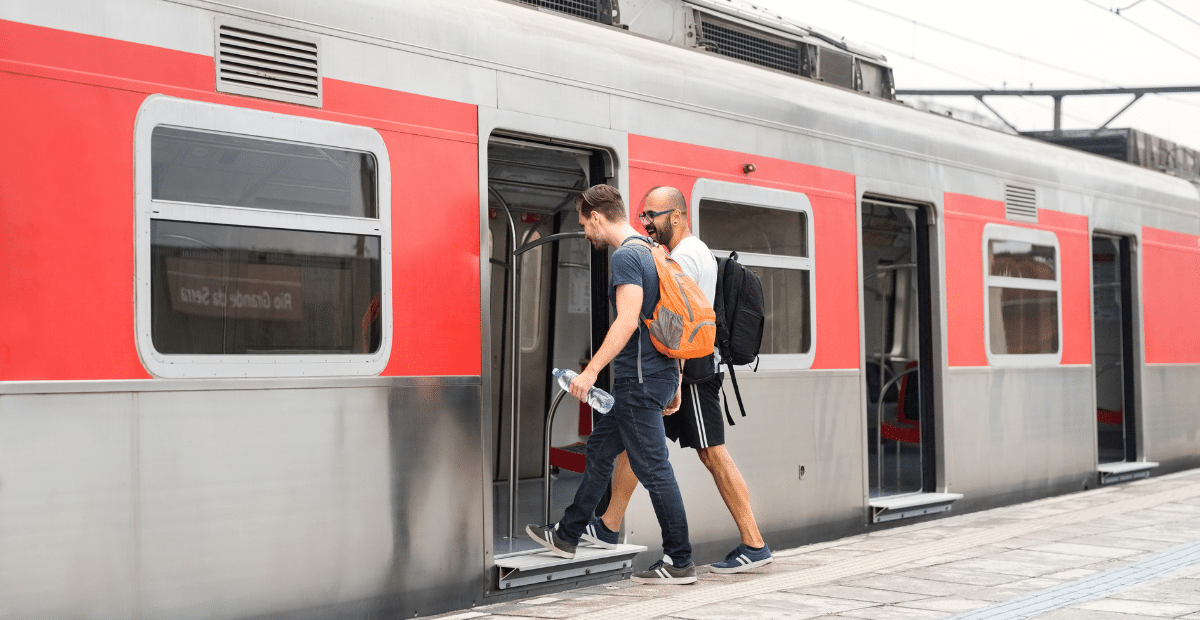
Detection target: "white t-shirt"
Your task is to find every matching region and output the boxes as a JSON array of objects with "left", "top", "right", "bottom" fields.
[
  {"left": 668, "top": 235, "right": 717, "bottom": 304},
  {"left": 669, "top": 235, "right": 720, "bottom": 365}
]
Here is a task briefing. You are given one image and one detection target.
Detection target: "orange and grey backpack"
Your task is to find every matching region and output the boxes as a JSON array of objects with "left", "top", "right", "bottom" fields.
[{"left": 621, "top": 236, "right": 716, "bottom": 365}]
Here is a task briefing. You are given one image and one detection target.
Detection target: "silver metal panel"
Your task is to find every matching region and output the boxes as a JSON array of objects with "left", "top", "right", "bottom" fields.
[
  {"left": 941, "top": 367, "right": 1096, "bottom": 505},
  {"left": 497, "top": 73, "right": 611, "bottom": 128},
  {"left": 0, "top": 392, "right": 137, "bottom": 620},
  {"left": 136, "top": 387, "right": 393, "bottom": 619},
  {"left": 1, "top": 0, "right": 212, "bottom": 56},
  {"left": 1141, "top": 365, "right": 1200, "bottom": 473},
  {"left": 0, "top": 380, "right": 484, "bottom": 620},
  {"left": 621, "top": 372, "right": 863, "bottom": 566}
]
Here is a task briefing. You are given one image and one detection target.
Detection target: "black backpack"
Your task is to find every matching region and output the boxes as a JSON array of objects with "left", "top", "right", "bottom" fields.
[{"left": 712, "top": 251, "right": 765, "bottom": 424}]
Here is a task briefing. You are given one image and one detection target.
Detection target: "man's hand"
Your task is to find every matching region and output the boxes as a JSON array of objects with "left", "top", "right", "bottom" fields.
[
  {"left": 570, "top": 368, "right": 598, "bottom": 403},
  {"left": 662, "top": 361, "right": 683, "bottom": 416},
  {"left": 663, "top": 388, "right": 681, "bottom": 416}
]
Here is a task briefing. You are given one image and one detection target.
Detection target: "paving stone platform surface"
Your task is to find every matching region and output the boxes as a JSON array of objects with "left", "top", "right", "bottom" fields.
[{"left": 426, "top": 468, "right": 1200, "bottom": 620}]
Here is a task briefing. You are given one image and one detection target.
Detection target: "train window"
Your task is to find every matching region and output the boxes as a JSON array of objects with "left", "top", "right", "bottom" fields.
[
  {"left": 151, "top": 128, "right": 377, "bottom": 218},
  {"left": 983, "top": 224, "right": 1061, "bottom": 365},
  {"left": 692, "top": 180, "right": 815, "bottom": 370},
  {"left": 134, "top": 95, "right": 391, "bottom": 378}
]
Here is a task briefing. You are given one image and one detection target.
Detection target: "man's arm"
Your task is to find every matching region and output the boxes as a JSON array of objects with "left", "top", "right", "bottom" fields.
[{"left": 568, "top": 283, "right": 642, "bottom": 401}]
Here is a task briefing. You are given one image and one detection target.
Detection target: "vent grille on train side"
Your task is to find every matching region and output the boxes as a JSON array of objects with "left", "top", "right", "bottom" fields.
[
  {"left": 215, "top": 19, "right": 321, "bottom": 107},
  {"left": 818, "top": 49, "right": 855, "bottom": 90},
  {"left": 1004, "top": 185, "right": 1038, "bottom": 222},
  {"left": 697, "top": 15, "right": 802, "bottom": 75},
  {"left": 516, "top": 0, "right": 604, "bottom": 22}
]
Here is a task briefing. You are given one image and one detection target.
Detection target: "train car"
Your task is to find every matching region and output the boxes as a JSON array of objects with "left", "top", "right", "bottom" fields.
[{"left": 1, "top": 0, "right": 1198, "bottom": 618}]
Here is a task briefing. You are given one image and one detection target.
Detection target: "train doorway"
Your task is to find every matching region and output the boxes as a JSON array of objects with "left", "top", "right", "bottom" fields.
[
  {"left": 861, "top": 197, "right": 938, "bottom": 503},
  {"left": 485, "top": 137, "right": 609, "bottom": 559},
  {"left": 1092, "top": 234, "right": 1141, "bottom": 471}
]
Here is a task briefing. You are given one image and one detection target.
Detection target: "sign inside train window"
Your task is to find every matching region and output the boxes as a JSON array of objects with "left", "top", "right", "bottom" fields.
[{"left": 166, "top": 257, "right": 304, "bottom": 321}]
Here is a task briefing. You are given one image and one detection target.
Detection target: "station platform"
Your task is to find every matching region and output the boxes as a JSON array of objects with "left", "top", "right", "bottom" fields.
[{"left": 429, "top": 467, "right": 1200, "bottom": 620}]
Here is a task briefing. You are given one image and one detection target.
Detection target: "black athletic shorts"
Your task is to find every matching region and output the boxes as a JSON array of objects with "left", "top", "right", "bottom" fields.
[{"left": 663, "top": 371, "right": 725, "bottom": 449}]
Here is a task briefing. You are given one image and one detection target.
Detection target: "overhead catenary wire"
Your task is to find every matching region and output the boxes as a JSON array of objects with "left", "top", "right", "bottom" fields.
[
  {"left": 1079, "top": 0, "right": 1200, "bottom": 63},
  {"left": 833, "top": 0, "right": 1200, "bottom": 126},
  {"left": 838, "top": 0, "right": 1123, "bottom": 86},
  {"left": 872, "top": 42, "right": 1103, "bottom": 127},
  {"left": 1151, "top": 0, "right": 1200, "bottom": 32}
]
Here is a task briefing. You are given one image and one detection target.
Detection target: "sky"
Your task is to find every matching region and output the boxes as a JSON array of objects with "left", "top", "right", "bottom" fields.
[{"left": 745, "top": 0, "right": 1200, "bottom": 150}]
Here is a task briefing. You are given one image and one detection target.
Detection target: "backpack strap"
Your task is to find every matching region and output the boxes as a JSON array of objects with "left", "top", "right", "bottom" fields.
[
  {"left": 725, "top": 360, "right": 749, "bottom": 420},
  {"left": 622, "top": 234, "right": 654, "bottom": 383}
]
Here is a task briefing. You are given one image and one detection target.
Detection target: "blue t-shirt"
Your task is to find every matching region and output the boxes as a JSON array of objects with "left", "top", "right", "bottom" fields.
[{"left": 610, "top": 236, "right": 678, "bottom": 380}]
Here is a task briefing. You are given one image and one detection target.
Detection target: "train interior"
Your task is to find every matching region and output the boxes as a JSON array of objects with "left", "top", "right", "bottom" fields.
[
  {"left": 485, "top": 138, "right": 616, "bottom": 562},
  {"left": 861, "top": 199, "right": 935, "bottom": 500},
  {"left": 1092, "top": 235, "right": 1137, "bottom": 466}
]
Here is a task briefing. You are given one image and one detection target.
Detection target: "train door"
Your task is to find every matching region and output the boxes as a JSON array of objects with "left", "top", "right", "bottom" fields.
[
  {"left": 1092, "top": 234, "right": 1151, "bottom": 483},
  {"left": 860, "top": 197, "right": 941, "bottom": 513},
  {"left": 487, "top": 137, "right": 591, "bottom": 555}
]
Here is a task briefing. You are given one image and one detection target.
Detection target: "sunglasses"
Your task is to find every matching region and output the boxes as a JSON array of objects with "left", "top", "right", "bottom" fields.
[{"left": 638, "top": 208, "right": 677, "bottom": 222}]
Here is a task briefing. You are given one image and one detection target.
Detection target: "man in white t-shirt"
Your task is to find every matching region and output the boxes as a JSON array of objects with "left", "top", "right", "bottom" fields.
[{"left": 579, "top": 186, "right": 773, "bottom": 573}]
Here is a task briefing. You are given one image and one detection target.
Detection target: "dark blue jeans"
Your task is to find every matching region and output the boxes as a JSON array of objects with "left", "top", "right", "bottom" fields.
[{"left": 558, "top": 370, "right": 691, "bottom": 567}]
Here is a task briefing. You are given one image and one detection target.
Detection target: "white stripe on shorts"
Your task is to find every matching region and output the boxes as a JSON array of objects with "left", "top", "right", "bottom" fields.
[{"left": 690, "top": 384, "right": 708, "bottom": 448}]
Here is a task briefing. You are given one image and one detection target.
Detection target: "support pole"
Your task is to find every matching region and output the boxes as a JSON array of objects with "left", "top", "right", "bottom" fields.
[{"left": 1053, "top": 95, "right": 1063, "bottom": 136}]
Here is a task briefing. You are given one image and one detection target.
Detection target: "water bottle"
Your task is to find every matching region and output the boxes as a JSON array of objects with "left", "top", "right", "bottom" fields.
[{"left": 552, "top": 368, "right": 615, "bottom": 414}]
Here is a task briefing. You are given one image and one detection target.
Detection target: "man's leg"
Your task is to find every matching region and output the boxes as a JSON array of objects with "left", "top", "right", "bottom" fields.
[
  {"left": 616, "top": 375, "right": 691, "bottom": 567},
  {"left": 600, "top": 451, "right": 638, "bottom": 532},
  {"left": 697, "top": 444, "right": 764, "bottom": 548},
  {"left": 556, "top": 407, "right": 625, "bottom": 542}
]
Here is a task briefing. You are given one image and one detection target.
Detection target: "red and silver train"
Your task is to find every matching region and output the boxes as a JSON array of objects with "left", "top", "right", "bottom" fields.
[{"left": 2, "top": 0, "right": 1198, "bottom": 617}]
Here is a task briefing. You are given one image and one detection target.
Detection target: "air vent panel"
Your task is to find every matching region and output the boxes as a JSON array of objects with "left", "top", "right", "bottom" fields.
[
  {"left": 517, "top": 0, "right": 603, "bottom": 22},
  {"left": 216, "top": 19, "right": 321, "bottom": 107},
  {"left": 1005, "top": 185, "right": 1038, "bottom": 222},
  {"left": 818, "top": 49, "right": 854, "bottom": 89},
  {"left": 697, "top": 13, "right": 801, "bottom": 75}
]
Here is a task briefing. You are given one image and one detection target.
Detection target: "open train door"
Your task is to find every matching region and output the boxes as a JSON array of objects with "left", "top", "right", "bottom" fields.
[
  {"left": 481, "top": 133, "right": 645, "bottom": 594},
  {"left": 1092, "top": 234, "right": 1156, "bottom": 484},
  {"left": 860, "top": 196, "right": 959, "bottom": 522}
]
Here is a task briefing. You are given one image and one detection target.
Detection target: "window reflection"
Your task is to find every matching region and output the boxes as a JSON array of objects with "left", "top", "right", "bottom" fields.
[
  {"left": 699, "top": 199, "right": 807, "bottom": 257},
  {"left": 985, "top": 235, "right": 1059, "bottom": 357},
  {"left": 989, "top": 241, "right": 1055, "bottom": 280},
  {"left": 151, "top": 220, "right": 381, "bottom": 355},
  {"left": 151, "top": 127, "right": 378, "bottom": 218},
  {"left": 700, "top": 198, "right": 811, "bottom": 356},
  {"left": 749, "top": 266, "right": 811, "bottom": 354},
  {"left": 988, "top": 288, "right": 1059, "bottom": 354}
]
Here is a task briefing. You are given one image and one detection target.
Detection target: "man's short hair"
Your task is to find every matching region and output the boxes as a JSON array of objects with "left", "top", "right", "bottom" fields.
[{"left": 577, "top": 184, "right": 626, "bottom": 223}]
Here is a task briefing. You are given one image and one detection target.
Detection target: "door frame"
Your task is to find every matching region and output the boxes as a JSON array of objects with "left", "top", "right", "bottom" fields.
[
  {"left": 1090, "top": 231, "right": 1144, "bottom": 464},
  {"left": 477, "top": 107, "right": 628, "bottom": 569},
  {"left": 855, "top": 185, "right": 947, "bottom": 502}
]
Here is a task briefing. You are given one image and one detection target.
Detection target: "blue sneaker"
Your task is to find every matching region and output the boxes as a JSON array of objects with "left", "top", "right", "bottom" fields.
[
  {"left": 709, "top": 543, "right": 772, "bottom": 574},
  {"left": 579, "top": 516, "right": 619, "bottom": 549}
]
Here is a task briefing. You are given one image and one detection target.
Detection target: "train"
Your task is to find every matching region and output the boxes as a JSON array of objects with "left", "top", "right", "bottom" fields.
[{"left": 2, "top": 0, "right": 1198, "bottom": 618}]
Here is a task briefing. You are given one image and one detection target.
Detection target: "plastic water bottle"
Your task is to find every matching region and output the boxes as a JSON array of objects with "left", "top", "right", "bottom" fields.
[{"left": 552, "top": 368, "right": 615, "bottom": 414}]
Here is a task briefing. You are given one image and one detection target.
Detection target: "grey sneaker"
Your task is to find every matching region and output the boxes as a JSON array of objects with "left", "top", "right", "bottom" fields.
[
  {"left": 631, "top": 559, "right": 697, "bottom": 585},
  {"left": 526, "top": 523, "right": 576, "bottom": 559}
]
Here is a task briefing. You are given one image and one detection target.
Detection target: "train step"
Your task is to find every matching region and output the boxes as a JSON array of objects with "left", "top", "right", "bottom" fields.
[
  {"left": 869, "top": 492, "right": 962, "bottom": 523},
  {"left": 1098, "top": 461, "right": 1158, "bottom": 485},
  {"left": 494, "top": 543, "right": 646, "bottom": 590}
]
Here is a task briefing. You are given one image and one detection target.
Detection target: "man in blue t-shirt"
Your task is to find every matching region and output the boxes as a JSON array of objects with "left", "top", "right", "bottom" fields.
[{"left": 526, "top": 184, "right": 695, "bottom": 585}]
